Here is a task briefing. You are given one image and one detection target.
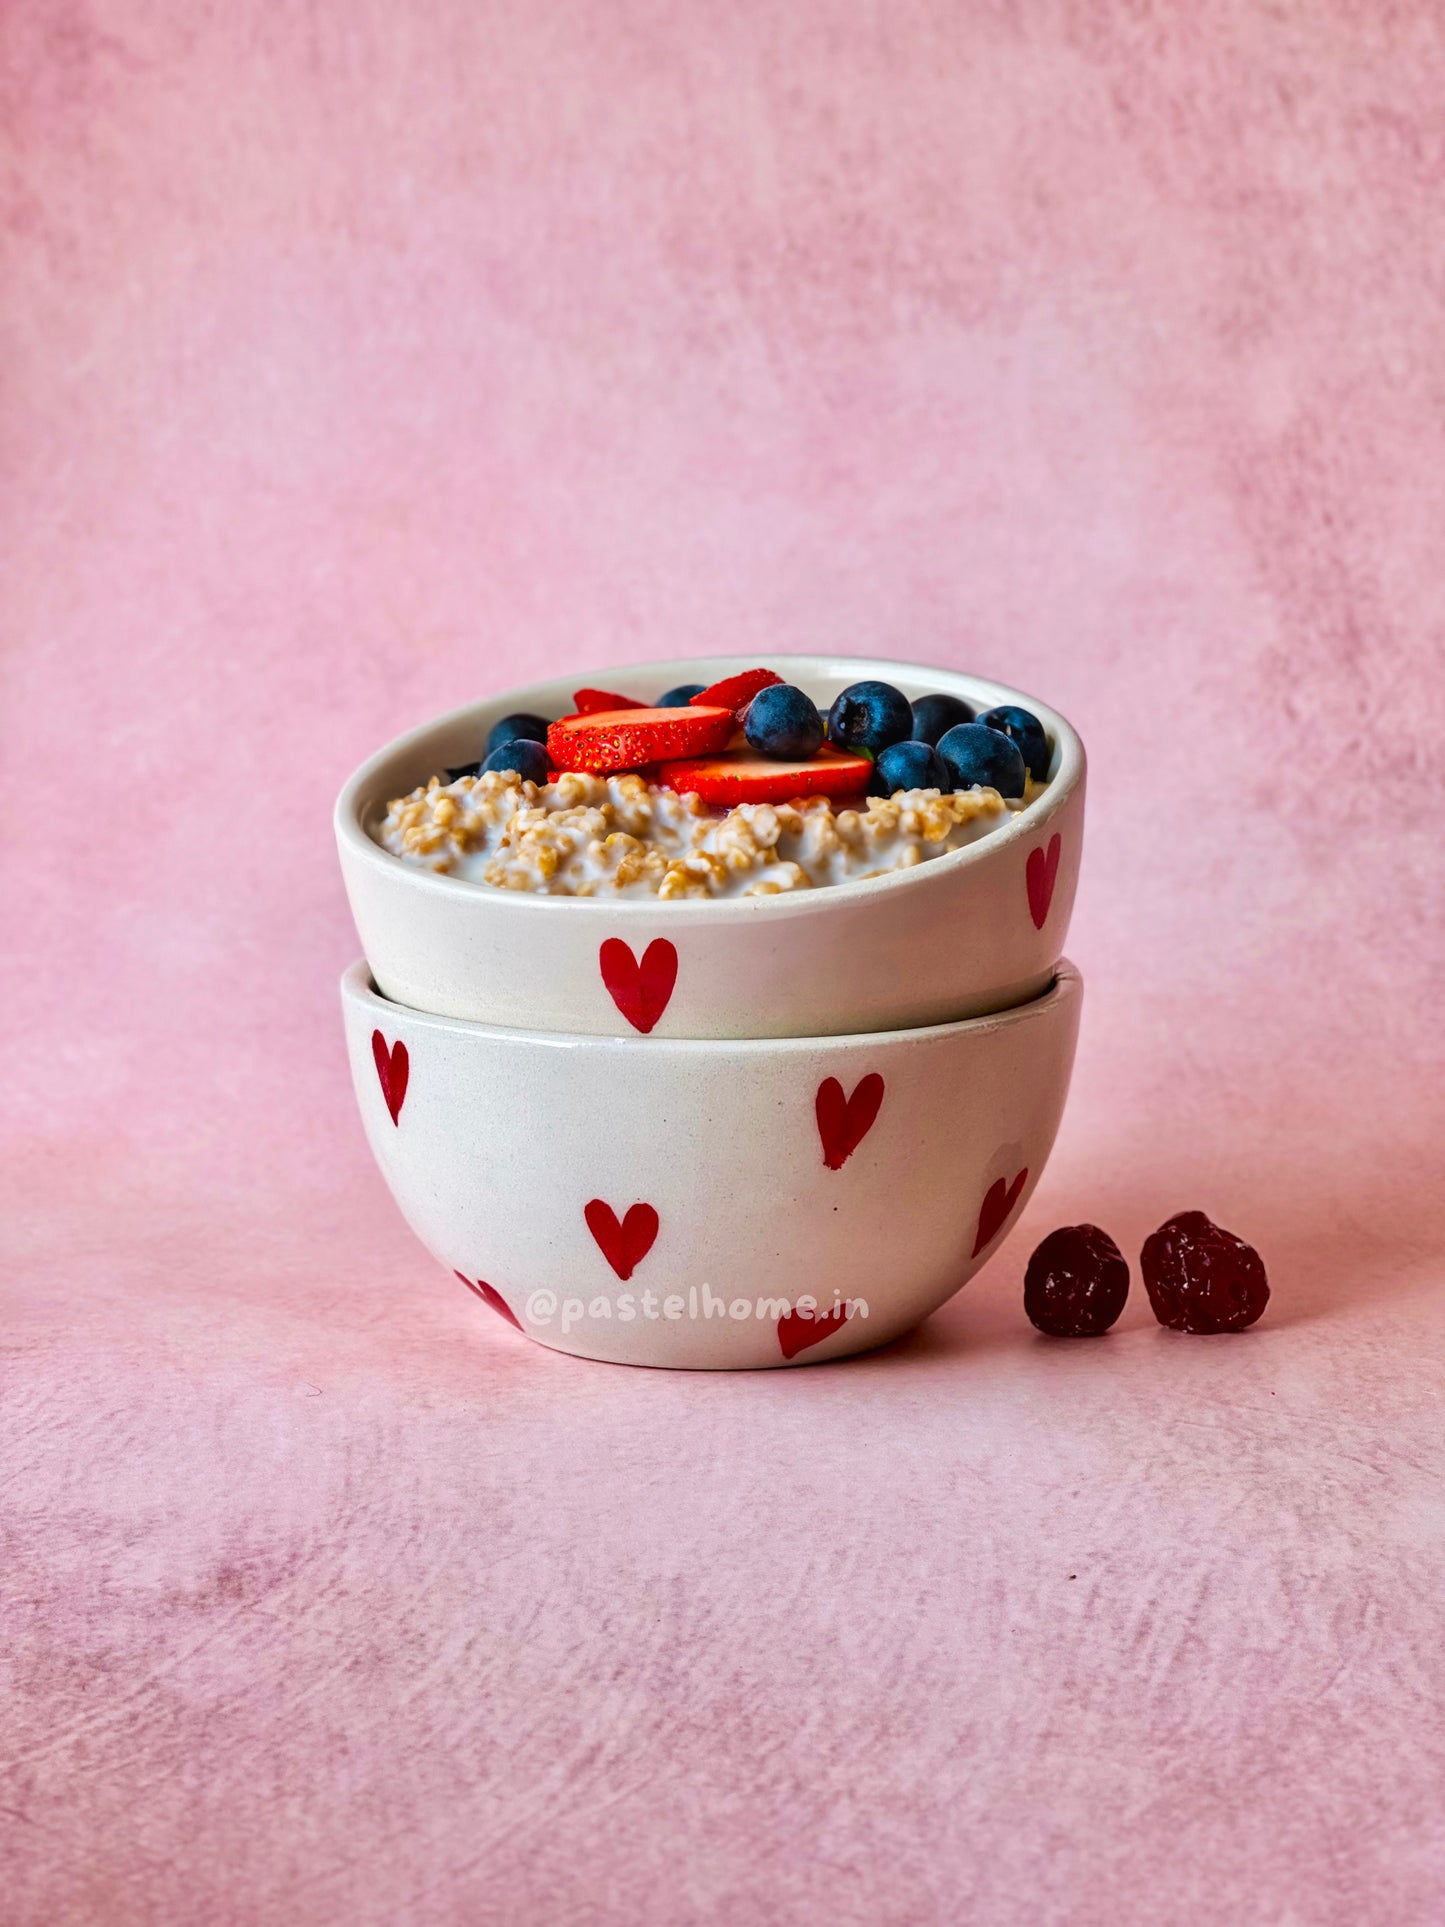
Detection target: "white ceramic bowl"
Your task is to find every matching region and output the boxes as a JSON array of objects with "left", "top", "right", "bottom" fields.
[
  {"left": 336, "top": 655, "right": 1085, "bottom": 1039},
  {"left": 343, "top": 957, "right": 1082, "bottom": 1369}
]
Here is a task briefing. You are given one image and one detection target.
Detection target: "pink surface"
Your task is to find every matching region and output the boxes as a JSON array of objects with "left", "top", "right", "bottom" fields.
[{"left": 3, "top": 3, "right": 1444, "bottom": 1920}]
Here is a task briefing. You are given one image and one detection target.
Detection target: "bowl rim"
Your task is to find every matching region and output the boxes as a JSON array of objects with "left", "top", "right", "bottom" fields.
[
  {"left": 345, "top": 955, "right": 1081, "bottom": 1052},
  {"left": 335, "top": 654, "right": 1085, "bottom": 922}
]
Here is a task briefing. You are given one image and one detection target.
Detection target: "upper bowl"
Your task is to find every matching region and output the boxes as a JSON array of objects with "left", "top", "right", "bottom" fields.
[{"left": 336, "top": 654, "right": 1085, "bottom": 1039}]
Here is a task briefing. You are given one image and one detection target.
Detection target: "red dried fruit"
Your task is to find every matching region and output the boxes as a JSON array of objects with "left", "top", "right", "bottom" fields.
[
  {"left": 1140, "top": 1210, "right": 1269, "bottom": 1334},
  {"left": 691, "top": 667, "right": 784, "bottom": 721},
  {"left": 547, "top": 706, "right": 735, "bottom": 773},
  {"left": 1024, "top": 1224, "right": 1129, "bottom": 1336},
  {"left": 572, "top": 687, "right": 644, "bottom": 715}
]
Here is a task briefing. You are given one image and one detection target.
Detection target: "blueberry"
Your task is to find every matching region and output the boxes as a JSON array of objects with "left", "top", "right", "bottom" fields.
[
  {"left": 744, "top": 683, "right": 825, "bottom": 761},
  {"left": 657, "top": 683, "right": 706, "bottom": 708},
  {"left": 485, "top": 712, "right": 551, "bottom": 757},
  {"left": 936, "top": 723, "right": 1027, "bottom": 799},
  {"left": 910, "top": 693, "right": 975, "bottom": 745},
  {"left": 445, "top": 762, "right": 482, "bottom": 782},
  {"left": 977, "top": 705, "right": 1051, "bottom": 782},
  {"left": 827, "top": 680, "right": 913, "bottom": 755},
  {"left": 872, "top": 739, "right": 950, "bottom": 795},
  {"left": 480, "top": 737, "right": 551, "bottom": 784}
]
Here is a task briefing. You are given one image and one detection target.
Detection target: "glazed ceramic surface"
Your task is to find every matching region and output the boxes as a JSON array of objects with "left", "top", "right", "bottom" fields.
[
  {"left": 336, "top": 656, "right": 1085, "bottom": 1038},
  {"left": 342, "top": 957, "right": 1082, "bottom": 1369}
]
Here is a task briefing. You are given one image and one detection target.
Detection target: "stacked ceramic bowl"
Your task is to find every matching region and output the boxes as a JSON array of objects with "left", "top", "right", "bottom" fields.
[{"left": 336, "top": 655, "right": 1085, "bottom": 1368}]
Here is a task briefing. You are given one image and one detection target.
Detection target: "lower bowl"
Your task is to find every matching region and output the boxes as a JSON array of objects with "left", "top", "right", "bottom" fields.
[{"left": 342, "top": 958, "right": 1082, "bottom": 1369}]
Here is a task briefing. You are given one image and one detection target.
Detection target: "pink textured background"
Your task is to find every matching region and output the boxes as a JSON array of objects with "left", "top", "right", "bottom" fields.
[{"left": 4, "top": 3, "right": 1444, "bottom": 1920}]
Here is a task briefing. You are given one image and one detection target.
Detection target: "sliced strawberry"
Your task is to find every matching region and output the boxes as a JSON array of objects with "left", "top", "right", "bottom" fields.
[
  {"left": 658, "top": 743, "right": 873, "bottom": 806},
  {"left": 544, "top": 763, "right": 662, "bottom": 785},
  {"left": 572, "top": 687, "right": 644, "bottom": 715},
  {"left": 548, "top": 706, "right": 735, "bottom": 773},
  {"left": 690, "top": 667, "right": 784, "bottom": 722}
]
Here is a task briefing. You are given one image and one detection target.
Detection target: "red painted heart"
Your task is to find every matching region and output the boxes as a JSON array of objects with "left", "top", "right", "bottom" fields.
[
  {"left": 584, "top": 1199, "right": 659, "bottom": 1280},
  {"left": 815, "top": 1073, "right": 885, "bottom": 1170},
  {"left": 372, "top": 1030, "right": 409, "bottom": 1126},
  {"left": 454, "top": 1271, "right": 522, "bottom": 1331},
  {"left": 599, "top": 938, "right": 677, "bottom": 1034},
  {"left": 973, "top": 1168, "right": 1029, "bottom": 1256},
  {"left": 1026, "top": 834, "right": 1062, "bottom": 930},
  {"left": 778, "top": 1301, "right": 853, "bottom": 1361}
]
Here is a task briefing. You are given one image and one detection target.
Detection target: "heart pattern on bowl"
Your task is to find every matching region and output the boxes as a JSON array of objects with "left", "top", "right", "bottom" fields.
[
  {"left": 453, "top": 1271, "right": 522, "bottom": 1331},
  {"left": 1026, "top": 834, "right": 1062, "bottom": 930},
  {"left": 815, "top": 1073, "right": 885, "bottom": 1170},
  {"left": 584, "top": 1199, "right": 660, "bottom": 1280},
  {"left": 371, "top": 1031, "right": 409, "bottom": 1126},
  {"left": 777, "top": 1301, "right": 853, "bottom": 1360},
  {"left": 973, "top": 1168, "right": 1029, "bottom": 1256},
  {"left": 599, "top": 938, "right": 678, "bottom": 1034}
]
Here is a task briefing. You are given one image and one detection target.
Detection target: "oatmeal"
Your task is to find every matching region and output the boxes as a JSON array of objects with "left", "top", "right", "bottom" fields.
[{"left": 377, "top": 769, "right": 1042, "bottom": 900}]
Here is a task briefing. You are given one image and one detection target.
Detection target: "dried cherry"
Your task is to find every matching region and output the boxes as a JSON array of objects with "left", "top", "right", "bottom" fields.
[
  {"left": 1141, "top": 1211, "right": 1269, "bottom": 1333},
  {"left": 1024, "top": 1224, "right": 1130, "bottom": 1337}
]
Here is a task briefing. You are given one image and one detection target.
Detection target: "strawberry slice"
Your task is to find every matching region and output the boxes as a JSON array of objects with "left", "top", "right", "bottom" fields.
[
  {"left": 572, "top": 687, "right": 644, "bottom": 715},
  {"left": 659, "top": 743, "right": 873, "bottom": 805},
  {"left": 690, "top": 667, "right": 783, "bottom": 722},
  {"left": 548, "top": 706, "right": 735, "bottom": 773}
]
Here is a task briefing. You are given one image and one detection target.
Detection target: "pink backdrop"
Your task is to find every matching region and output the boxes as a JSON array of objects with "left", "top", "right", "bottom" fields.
[{"left": 4, "top": 3, "right": 1444, "bottom": 1920}]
